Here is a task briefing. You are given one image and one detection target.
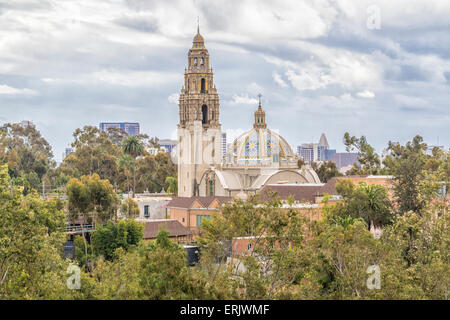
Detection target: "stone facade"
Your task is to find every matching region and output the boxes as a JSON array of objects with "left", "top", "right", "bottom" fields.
[
  {"left": 177, "top": 29, "right": 320, "bottom": 198},
  {"left": 177, "top": 27, "right": 222, "bottom": 197}
]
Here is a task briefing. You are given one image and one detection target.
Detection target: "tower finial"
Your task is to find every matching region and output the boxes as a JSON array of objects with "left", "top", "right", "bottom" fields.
[
  {"left": 197, "top": 16, "right": 200, "bottom": 34},
  {"left": 257, "top": 93, "right": 262, "bottom": 108}
]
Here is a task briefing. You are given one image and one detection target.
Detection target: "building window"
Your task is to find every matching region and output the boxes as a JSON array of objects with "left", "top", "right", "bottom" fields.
[
  {"left": 196, "top": 215, "right": 211, "bottom": 227},
  {"left": 144, "top": 205, "right": 149, "bottom": 218},
  {"left": 201, "top": 78, "right": 206, "bottom": 93},
  {"left": 182, "top": 218, "right": 185, "bottom": 223},
  {"left": 209, "top": 180, "right": 214, "bottom": 196},
  {"left": 202, "top": 105, "right": 208, "bottom": 124}
]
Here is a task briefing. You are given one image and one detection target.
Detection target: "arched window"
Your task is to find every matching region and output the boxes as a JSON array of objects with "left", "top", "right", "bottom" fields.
[
  {"left": 201, "top": 78, "right": 206, "bottom": 93},
  {"left": 202, "top": 105, "right": 208, "bottom": 124},
  {"left": 200, "top": 57, "right": 204, "bottom": 66},
  {"left": 209, "top": 180, "right": 214, "bottom": 196},
  {"left": 194, "top": 58, "right": 197, "bottom": 66}
]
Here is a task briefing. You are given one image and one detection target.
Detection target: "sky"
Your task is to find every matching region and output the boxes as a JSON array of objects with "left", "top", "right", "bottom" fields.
[{"left": 0, "top": 0, "right": 449, "bottom": 162}]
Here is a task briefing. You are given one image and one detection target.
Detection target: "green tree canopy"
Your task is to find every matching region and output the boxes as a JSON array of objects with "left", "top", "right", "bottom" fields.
[
  {"left": 66, "top": 173, "right": 120, "bottom": 224},
  {"left": 312, "top": 161, "right": 342, "bottom": 182},
  {"left": 91, "top": 219, "right": 144, "bottom": 261}
]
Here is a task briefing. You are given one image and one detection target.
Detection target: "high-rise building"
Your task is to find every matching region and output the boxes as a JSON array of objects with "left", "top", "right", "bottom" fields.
[
  {"left": 297, "top": 144, "right": 314, "bottom": 163},
  {"left": 222, "top": 132, "right": 227, "bottom": 160},
  {"left": 329, "top": 153, "right": 359, "bottom": 169},
  {"left": 99, "top": 122, "right": 140, "bottom": 135},
  {"left": 325, "top": 149, "right": 336, "bottom": 160},
  {"left": 297, "top": 133, "right": 331, "bottom": 162},
  {"left": 159, "top": 139, "right": 178, "bottom": 153},
  {"left": 62, "top": 147, "right": 74, "bottom": 161}
]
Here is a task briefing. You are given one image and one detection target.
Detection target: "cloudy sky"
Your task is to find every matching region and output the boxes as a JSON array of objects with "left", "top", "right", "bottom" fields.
[{"left": 0, "top": 0, "right": 449, "bottom": 161}]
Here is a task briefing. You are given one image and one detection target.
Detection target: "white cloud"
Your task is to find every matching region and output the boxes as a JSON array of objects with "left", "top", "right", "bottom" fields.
[
  {"left": 246, "top": 82, "right": 264, "bottom": 95},
  {"left": 357, "top": 90, "right": 375, "bottom": 98},
  {"left": 90, "top": 69, "right": 179, "bottom": 87},
  {"left": 264, "top": 41, "right": 382, "bottom": 92},
  {"left": 272, "top": 71, "right": 288, "bottom": 88},
  {"left": 231, "top": 94, "right": 259, "bottom": 105},
  {"left": 0, "top": 0, "right": 449, "bottom": 160},
  {"left": 0, "top": 85, "right": 37, "bottom": 95},
  {"left": 168, "top": 93, "right": 179, "bottom": 104}
]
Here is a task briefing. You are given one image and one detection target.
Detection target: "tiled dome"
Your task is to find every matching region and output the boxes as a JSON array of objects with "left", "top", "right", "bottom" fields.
[{"left": 229, "top": 127, "right": 295, "bottom": 166}]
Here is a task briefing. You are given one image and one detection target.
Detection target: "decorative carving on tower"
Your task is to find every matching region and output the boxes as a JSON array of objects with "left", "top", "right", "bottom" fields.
[
  {"left": 177, "top": 26, "right": 222, "bottom": 197},
  {"left": 178, "top": 25, "right": 220, "bottom": 129}
]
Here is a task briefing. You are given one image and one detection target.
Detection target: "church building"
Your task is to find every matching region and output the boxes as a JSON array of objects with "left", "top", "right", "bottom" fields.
[{"left": 177, "top": 28, "right": 320, "bottom": 198}]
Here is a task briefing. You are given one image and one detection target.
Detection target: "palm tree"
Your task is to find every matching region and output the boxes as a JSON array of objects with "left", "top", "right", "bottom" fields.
[
  {"left": 117, "top": 154, "right": 135, "bottom": 194},
  {"left": 165, "top": 176, "right": 178, "bottom": 195},
  {"left": 122, "top": 135, "right": 144, "bottom": 197}
]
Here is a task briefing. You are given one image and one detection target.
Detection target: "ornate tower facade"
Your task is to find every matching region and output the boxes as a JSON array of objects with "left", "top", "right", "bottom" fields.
[{"left": 177, "top": 27, "right": 222, "bottom": 197}]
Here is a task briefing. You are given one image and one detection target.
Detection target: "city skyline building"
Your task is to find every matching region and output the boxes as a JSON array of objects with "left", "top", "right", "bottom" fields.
[{"left": 99, "top": 122, "right": 140, "bottom": 135}]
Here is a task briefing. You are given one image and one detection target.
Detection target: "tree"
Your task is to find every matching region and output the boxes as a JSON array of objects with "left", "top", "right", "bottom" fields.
[
  {"left": 90, "top": 248, "right": 143, "bottom": 299},
  {"left": 165, "top": 176, "right": 178, "bottom": 195},
  {"left": 384, "top": 135, "right": 427, "bottom": 215},
  {"left": 135, "top": 153, "right": 177, "bottom": 193},
  {"left": 66, "top": 173, "right": 120, "bottom": 225},
  {"left": 343, "top": 132, "right": 381, "bottom": 174},
  {"left": 120, "top": 198, "right": 140, "bottom": 219},
  {"left": 148, "top": 137, "right": 160, "bottom": 149},
  {"left": 104, "top": 127, "right": 128, "bottom": 146},
  {"left": 122, "top": 135, "right": 144, "bottom": 197},
  {"left": 91, "top": 220, "right": 144, "bottom": 261},
  {"left": 380, "top": 210, "right": 449, "bottom": 299},
  {"left": 197, "top": 195, "right": 309, "bottom": 299},
  {"left": 62, "top": 126, "right": 122, "bottom": 187},
  {"left": 140, "top": 229, "right": 208, "bottom": 299},
  {"left": 0, "top": 164, "right": 72, "bottom": 299},
  {"left": 0, "top": 122, "right": 54, "bottom": 192},
  {"left": 311, "top": 161, "right": 342, "bottom": 182},
  {"left": 327, "top": 179, "right": 393, "bottom": 229},
  {"left": 117, "top": 154, "right": 135, "bottom": 194}
]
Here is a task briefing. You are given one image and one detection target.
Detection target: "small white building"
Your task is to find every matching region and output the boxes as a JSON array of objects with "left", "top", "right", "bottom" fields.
[{"left": 123, "top": 191, "right": 172, "bottom": 220}]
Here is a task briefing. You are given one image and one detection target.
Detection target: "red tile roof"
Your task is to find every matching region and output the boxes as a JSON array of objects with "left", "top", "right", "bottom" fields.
[
  {"left": 259, "top": 184, "right": 325, "bottom": 203},
  {"left": 143, "top": 219, "right": 191, "bottom": 239},
  {"left": 167, "top": 196, "right": 232, "bottom": 209}
]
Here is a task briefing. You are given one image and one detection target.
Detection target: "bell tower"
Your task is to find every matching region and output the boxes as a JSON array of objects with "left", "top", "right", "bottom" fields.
[{"left": 177, "top": 26, "right": 222, "bottom": 197}]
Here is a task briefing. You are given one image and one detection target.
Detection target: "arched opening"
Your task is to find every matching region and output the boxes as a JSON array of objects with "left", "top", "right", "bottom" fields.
[
  {"left": 202, "top": 105, "right": 208, "bottom": 124},
  {"left": 201, "top": 78, "right": 206, "bottom": 93},
  {"left": 209, "top": 180, "right": 214, "bottom": 196}
]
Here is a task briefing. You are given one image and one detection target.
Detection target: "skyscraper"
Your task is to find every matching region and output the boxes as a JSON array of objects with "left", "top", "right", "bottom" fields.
[
  {"left": 99, "top": 122, "right": 140, "bottom": 135},
  {"left": 297, "top": 133, "right": 331, "bottom": 162}
]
